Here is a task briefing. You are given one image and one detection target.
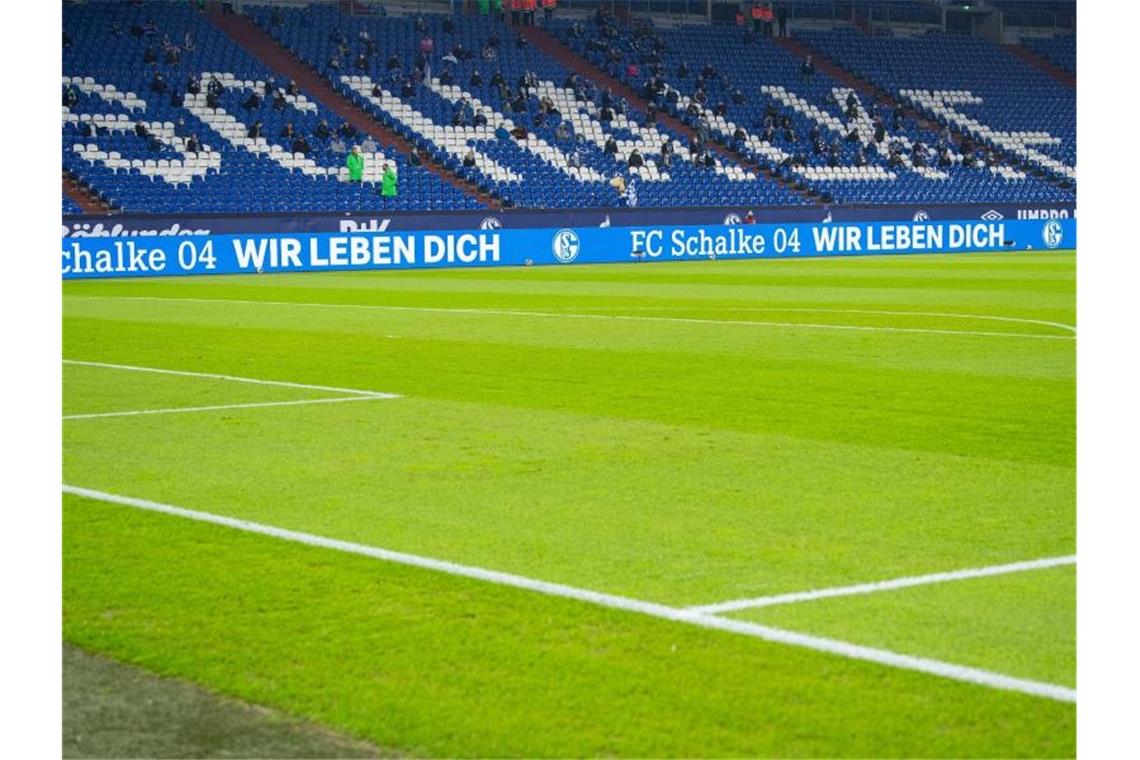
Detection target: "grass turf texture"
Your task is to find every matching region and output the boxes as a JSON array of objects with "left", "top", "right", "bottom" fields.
[
  {"left": 63, "top": 252, "right": 1075, "bottom": 756},
  {"left": 63, "top": 645, "right": 383, "bottom": 758}
]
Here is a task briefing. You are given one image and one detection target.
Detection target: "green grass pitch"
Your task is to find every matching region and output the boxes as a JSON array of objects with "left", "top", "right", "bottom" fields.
[{"left": 62, "top": 251, "right": 1075, "bottom": 757}]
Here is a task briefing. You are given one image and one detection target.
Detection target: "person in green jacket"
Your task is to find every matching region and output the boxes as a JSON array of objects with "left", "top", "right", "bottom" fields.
[
  {"left": 380, "top": 163, "right": 397, "bottom": 199},
  {"left": 346, "top": 145, "right": 364, "bottom": 182},
  {"left": 478, "top": 0, "right": 490, "bottom": 15}
]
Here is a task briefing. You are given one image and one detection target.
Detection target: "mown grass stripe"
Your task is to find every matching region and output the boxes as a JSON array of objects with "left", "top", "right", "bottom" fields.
[{"left": 63, "top": 295, "right": 1074, "bottom": 340}]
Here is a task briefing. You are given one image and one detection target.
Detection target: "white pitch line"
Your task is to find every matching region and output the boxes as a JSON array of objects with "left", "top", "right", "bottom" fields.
[
  {"left": 63, "top": 359, "right": 400, "bottom": 399},
  {"left": 63, "top": 296, "right": 1075, "bottom": 341},
  {"left": 62, "top": 484, "right": 1076, "bottom": 704},
  {"left": 64, "top": 394, "right": 390, "bottom": 421},
  {"left": 686, "top": 555, "right": 1077, "bottom": 615},
  {"left": 557, "top": 306, "right": 1077, "bottom": 334}
]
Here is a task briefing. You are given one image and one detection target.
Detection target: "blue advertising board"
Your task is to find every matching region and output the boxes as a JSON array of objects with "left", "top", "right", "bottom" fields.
[
  {"left": 61, "top": 202, "right": 1075, "bottom": 239},
  {"left": 62, "top": 217, "right": 1075, "bottom": 280}
]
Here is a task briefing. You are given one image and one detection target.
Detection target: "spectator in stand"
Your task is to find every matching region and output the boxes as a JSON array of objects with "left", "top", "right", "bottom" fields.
[
  {"left": 777, "top": 2, "right": 788, "bottom": 36},
  {"left": 242, "top": 90, "right": 262, "bottom": 110},
  {"left": 273, "top": 89, "right": 288, "bottom": 111},
  {"left": 281, "top": 122, "right": 295, "bottom": 139},
  {"left": 134, "top": 122, "right": 150, "bottom": 139},
  {"left": 314, "top": 119, "right": 331, "bottom": 139},
  {"left": 628, "top": 149, "right": 644, "bottom": 168},
  {"left": 339, "top": 122, "right": 357, "bottom": 139},
  {"left": 186, "top": 134, "right": 202, "bottom": 153},
  {"left": 346, "top": 145, "right": 364, "bottom": 182},
  {"left": 143, "top": 44, "right": 157, "bottom": 64},
  {"left": 677, "top": 60, "right": 689, "bottom": 79},
  {"left": 516, "top": 31, "right": 528, "bottom": 48},
  {"left": 463, "top": 150, "right": 477, "bottom": 168},
  {"left": 401, "top": 78, "right": 415, "bottom": 98},
  {"left": 328, "top": 55, "right": 341, "bottom": 72},
  {"left": 419, "top": 34, "right": 434, "bottom": 56},
  {"left": 247, "top": 120, "right": 263, "bottom": 139},
  {"left": 609, "top": 172, "right": 626, "bottom": 197},
  {"left": 542, "top": 0, "right": 556, "bottom": 25},
  {"left": 604, "top": 135, "right": 618, "bottom": 155},
  {"left": 186, "top": 74, "right": 201, "bottom": 95},
  {"left": 292, "top": 135, "right": 312, "bottom": 155},
  {"left": 491, "top": 70, "right": 505, "bottom": 87},
  {"left": 440, "top": 67, "right": 455, "bottom": 86},
  {"left": 381, "top": 164, "right": 398, "bottom": 200},
  {"left": 169, "top": 88, "right": 184, "bottom": 108},
  {"left": 63, "top": 85, "right": 78, "bottom": 108},
  {"left": 751, "top": 2, "right": 765, "bottom": 34},
  {"left": 330, "top": 134, "right": 347, "bottom": 154},
  {"left": 801, "top": 55, "right": 814, "bottom": 82},
  {"left": 361, "top": 134, "right": 378, "bottom": 154}
]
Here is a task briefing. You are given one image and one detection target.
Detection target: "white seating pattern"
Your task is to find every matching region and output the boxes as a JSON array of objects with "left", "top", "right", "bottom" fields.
[{"left": 901, "top": 89, "right": 1075, "bottom": 180}]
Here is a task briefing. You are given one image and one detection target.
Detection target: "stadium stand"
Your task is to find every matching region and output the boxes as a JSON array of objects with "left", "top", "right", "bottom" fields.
[
  {"left": 554, "top": 13, "right": 1073, "bottom": 205},
  {"left": 792, "top": 27, "right": 1074, "bottom": 194},
  {"left": 62, "top": 1, "right": 481, "bottom": 213},
  {"left": 62, "top": 195, "right": 85, "bottom": 216},
  {"left": 61, "top": 1, "right": 1075, "bottom": 214},
  {"left": 247, "top": 3, "right": 808, "bottom": 209},
  {"left": 1021, "top": 34, "right": 1076, "bottom": 76}
]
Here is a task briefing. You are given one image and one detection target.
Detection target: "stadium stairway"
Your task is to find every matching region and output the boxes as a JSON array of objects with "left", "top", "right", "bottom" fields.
[
  {"left": 204, "top": 8, "right": 493, "bottom": 208},
  {"left": 63, "top": 169, "right": 114, "bottom": 214},
  {"left": 1002, "top": 44, "right": 1076, "bottom": 90},
  {"left": 519, "top": 23, "right": 816, "bottom": 204}
]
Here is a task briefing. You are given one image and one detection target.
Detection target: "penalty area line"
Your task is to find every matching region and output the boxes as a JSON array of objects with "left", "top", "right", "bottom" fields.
[
  {"left": 63, "top": 359, "right": 400, "bottom": 399},
  {"left": 62, "top": 484, "right": 1076, "bottom": 705},
  {"left": 64, "top": 394, "right": 392, "bottom": 421},
  {"left": 686, "top": 555, "right": 1077, "bottom": 615}
]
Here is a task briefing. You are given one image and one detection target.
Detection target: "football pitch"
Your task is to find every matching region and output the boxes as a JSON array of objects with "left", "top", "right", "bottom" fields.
[{"left": 62, "top": 251, "right": 1076, "bottom": 757}]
